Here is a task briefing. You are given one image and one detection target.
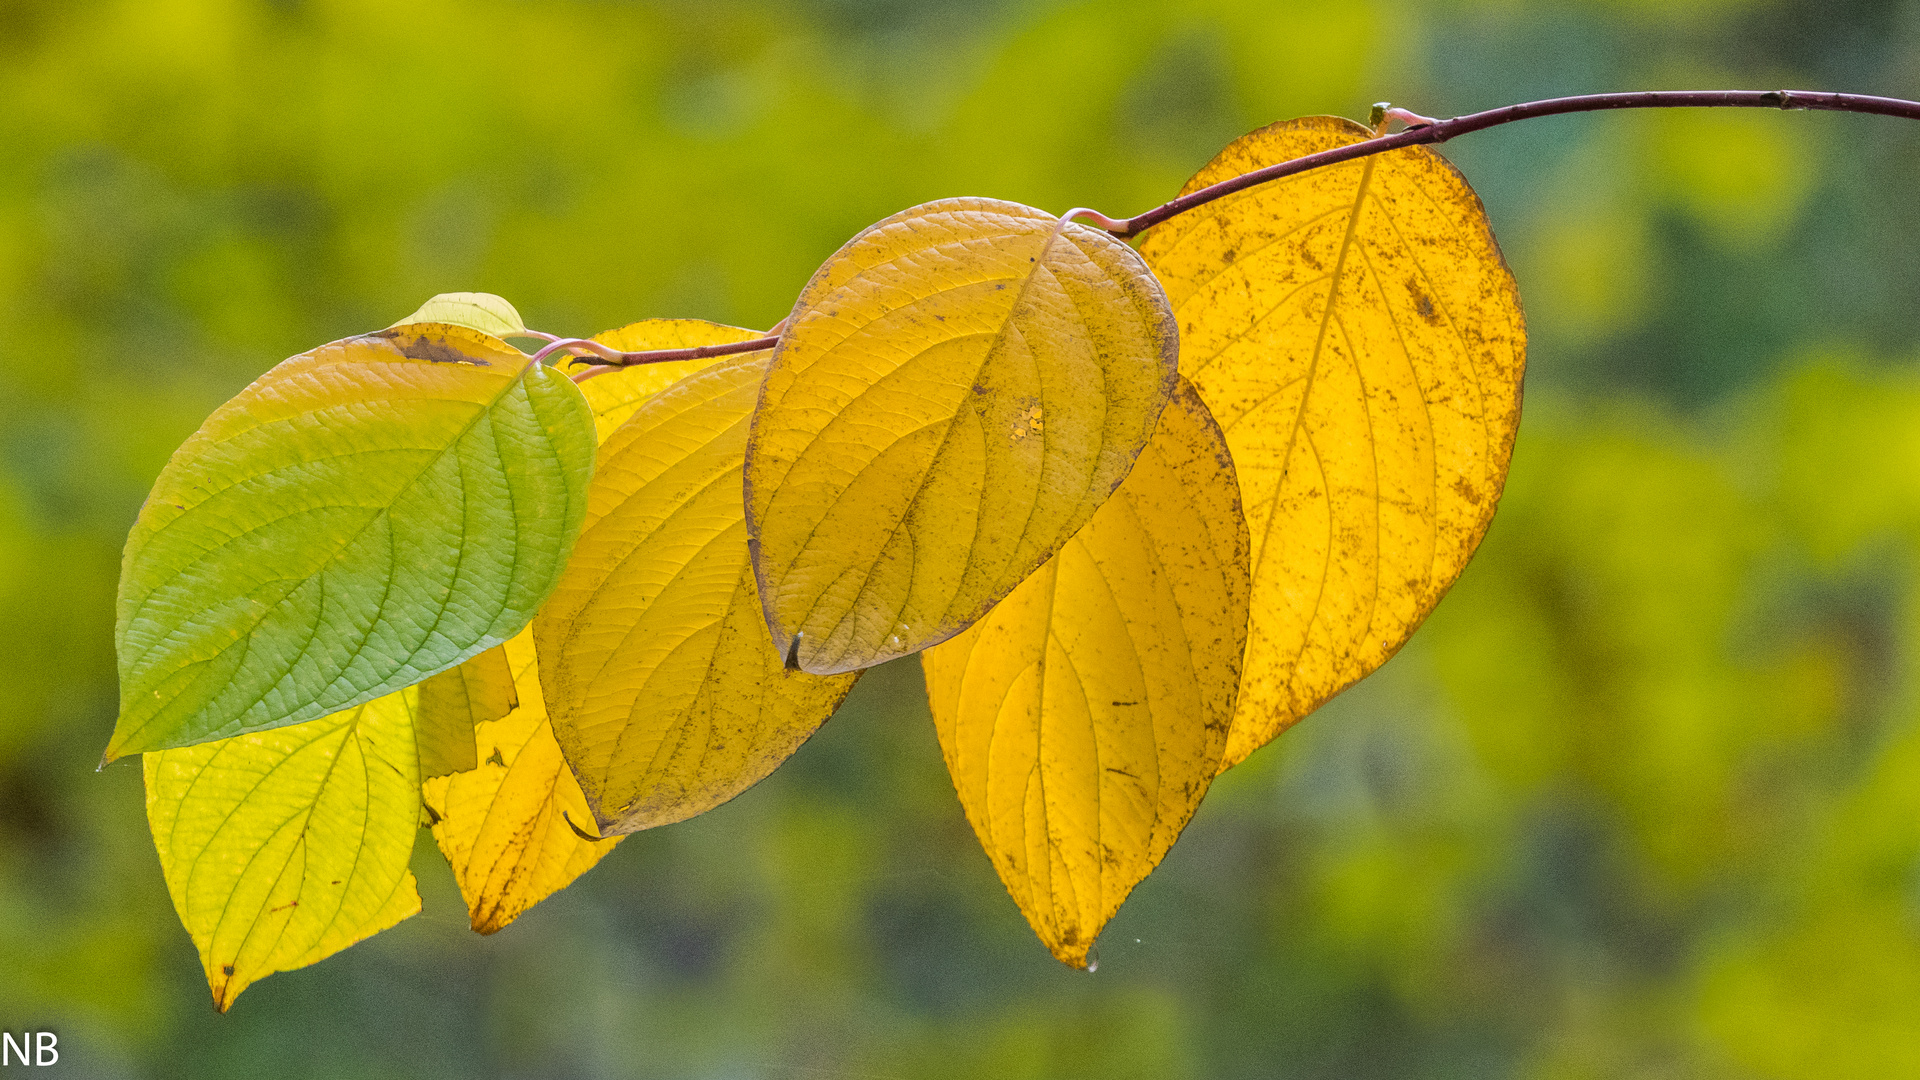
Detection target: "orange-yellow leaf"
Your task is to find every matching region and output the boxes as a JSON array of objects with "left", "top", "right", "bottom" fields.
[
  {"left": 415, "top": 644, "right": 515, "bottom": 779},
  {"left": 421, "top": 628, "right": 619, "bottom": 934},
  {"left": 145, "top": 690, "right": 422, "bottom": 1010},
  {"left": 537, "top": 352, "right": 859, "bottom": 835},
  {"left": 1138, "top": 116, "right": 1526, "bottom": 770},
  {"left": 921, "top": 379, "right": 1249, "bottom": 968},
  {"left": 746, "top": 197, "right": 1179, "bottom": 675}
]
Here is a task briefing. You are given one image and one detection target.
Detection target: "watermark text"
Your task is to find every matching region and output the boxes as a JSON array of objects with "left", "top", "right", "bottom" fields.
[{"left": 0, "top": 1032, "right": 56, "bottom": 1067}]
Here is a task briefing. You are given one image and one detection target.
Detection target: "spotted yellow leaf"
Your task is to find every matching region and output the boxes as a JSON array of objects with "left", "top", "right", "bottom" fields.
[
  {"left": 538, "top": 352, "right": 859, "bottom": 835},
  {"left": 422, "top": 628, "right": 620, "bottom": 934},
  {"left": 145, "top": 690, "right": 422, "bottom": 1010},
  {"left": 1139, "top": 116, "right": 1526, "bottom": 770},
  {"left": 747, "top": 197, "right": 1179, "bottom": 675},
  {"left": 921, "top": 379, "right": 1249, "bottom": 968}
]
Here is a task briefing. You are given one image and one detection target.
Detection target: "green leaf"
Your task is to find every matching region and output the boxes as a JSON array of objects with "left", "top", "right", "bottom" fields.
[
  {"left": 390, "top": 292, "right": 528, "bottom": 338},
  {"left": 108, "top": 324, "right": 597, "bottom": 759},
  {"left": 145, "top": 688, "right": 423, "bottom": 1011}
]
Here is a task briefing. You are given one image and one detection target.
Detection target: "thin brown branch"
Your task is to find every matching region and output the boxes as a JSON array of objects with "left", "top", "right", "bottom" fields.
[
  {"left": 532, "top": 334, "right": 780, "bottom": 370},
  {"left": 1113, "top": 90, "right": 1920, "bottom": 238},
  {"left": 579, "top": 335, "right": 780, "bottom": 368}
]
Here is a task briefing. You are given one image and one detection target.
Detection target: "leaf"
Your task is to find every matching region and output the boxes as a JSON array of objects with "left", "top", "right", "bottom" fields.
[
  {"left": 144, "top": 689, "right": 422, "bottom": 1011},
  {"left": 537, "top": 351, "right": 860, "bottom": 834},
  {"left": 422, "top": 628, "right": 620, "bottom": 933},
  {"left": 108, "top": 324, "right": 598, "bottom": 759},
  {"left": 390, "top": 292, "right": 527, "bottom": 339},
  {"left": 1138, "top": 116, "right": 1526, "bottom": 770},
  {"left": 746, "top": 197, "right": 1180, "bottom": 675},
  {"left": 414, "top": 644, "right": 515, "bottom": 780},
  {"left": 921, "top": 378, "right": 1249, "bottom": 968},
  {"left": 575, "top": 319, "right": 771, "bottom": 443}
]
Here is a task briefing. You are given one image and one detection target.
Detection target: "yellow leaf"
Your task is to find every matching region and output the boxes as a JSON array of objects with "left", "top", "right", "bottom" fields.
[
  {"left": 537, "top": 352, "right": 859, "bottom": 834},
  {"left": 575, "top": 319, "right": 768, "bottom": 443},
  {"left": 422, "top": 629, "right": 620, "bottom": 934},
  {"left": 1138, "top": 116, "right": 1526, "bottom": 770},
  {"left": 415, "top": 644, "right": 516, "bottom": 780},
  {"left": 921, "top": 379, "right": 1249, "bottom": 968},
  {"left": 388, "top": 292, "right": 527, "bottom": 338},
  {"left": 144, "top": 691, "right": 422, "bottom": 1011},
  {"left": 746, "top": 197, "right": 1179, "bottom": 674}
]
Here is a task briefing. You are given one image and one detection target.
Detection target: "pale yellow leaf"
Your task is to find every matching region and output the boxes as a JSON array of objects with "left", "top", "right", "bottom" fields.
[
  {"left": 1138, "top": 116, "right": 1526, "bottom": 770},
  {"left": 921, "top": 379, "right": 1249, "bottom": 968},
  {"left": 144, "top": 690, "right": 422, "bottom": 1010},
  {"left": 422, "top": 629, "right": 620, "bottom": 934},
  {"left": 388, "top": 292, "right": 527, "bottom": 338},
  {"left": 537, "top": 352, "right": 859, "bottom": 834},
  {"left": 747, "top": 197, "right": 1179, "bottom": 674}
]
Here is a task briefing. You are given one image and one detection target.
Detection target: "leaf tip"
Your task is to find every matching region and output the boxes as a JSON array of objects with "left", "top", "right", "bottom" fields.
[
  {"left": 1051, "top": 941, "right": 1095, "bottom": 971},
  {"left": 211, "top": 966, "right": 239, "bottom": 1013},
  {"left": 99, "top": 728, "right": 140, "bottom": 768}
]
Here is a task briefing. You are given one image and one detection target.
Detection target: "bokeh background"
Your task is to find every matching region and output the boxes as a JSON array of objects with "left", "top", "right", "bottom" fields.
[{"left": 4, "top": 0, "right": 1920, "bottom": 1076}]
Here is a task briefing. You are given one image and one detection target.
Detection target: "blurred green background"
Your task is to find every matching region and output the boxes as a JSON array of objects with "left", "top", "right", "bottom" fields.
[{"left": 4, "top": 0, "right": 1920, "bottom": 1075}]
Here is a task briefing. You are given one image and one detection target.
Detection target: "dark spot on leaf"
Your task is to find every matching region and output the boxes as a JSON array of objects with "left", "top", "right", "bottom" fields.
[
  {"left": 1409, "top": 278, "right": 1440, "bottom": 323},
  {"left": 379, "top": 329, "right": 488, "bottom": 365},
  {"left": 1111, "top": 700, "right": 1139, "bottom": 706},
  {"left": 222, "top": 965, "right": 235, "bottom": 976},
  {"left": 485, "top": 748, "right": 505, "bottom": 768}
]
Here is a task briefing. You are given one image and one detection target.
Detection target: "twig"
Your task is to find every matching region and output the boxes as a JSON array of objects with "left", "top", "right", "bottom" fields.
[
  {"left": 1108, "top": 89, "right": 1920, "bottom": 238},
  {"left": 543, "top": 91, "right": 1920, "bottom": 368},
  {"left": 540, "top": 334, "right": 780, "bottom": 371}
]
